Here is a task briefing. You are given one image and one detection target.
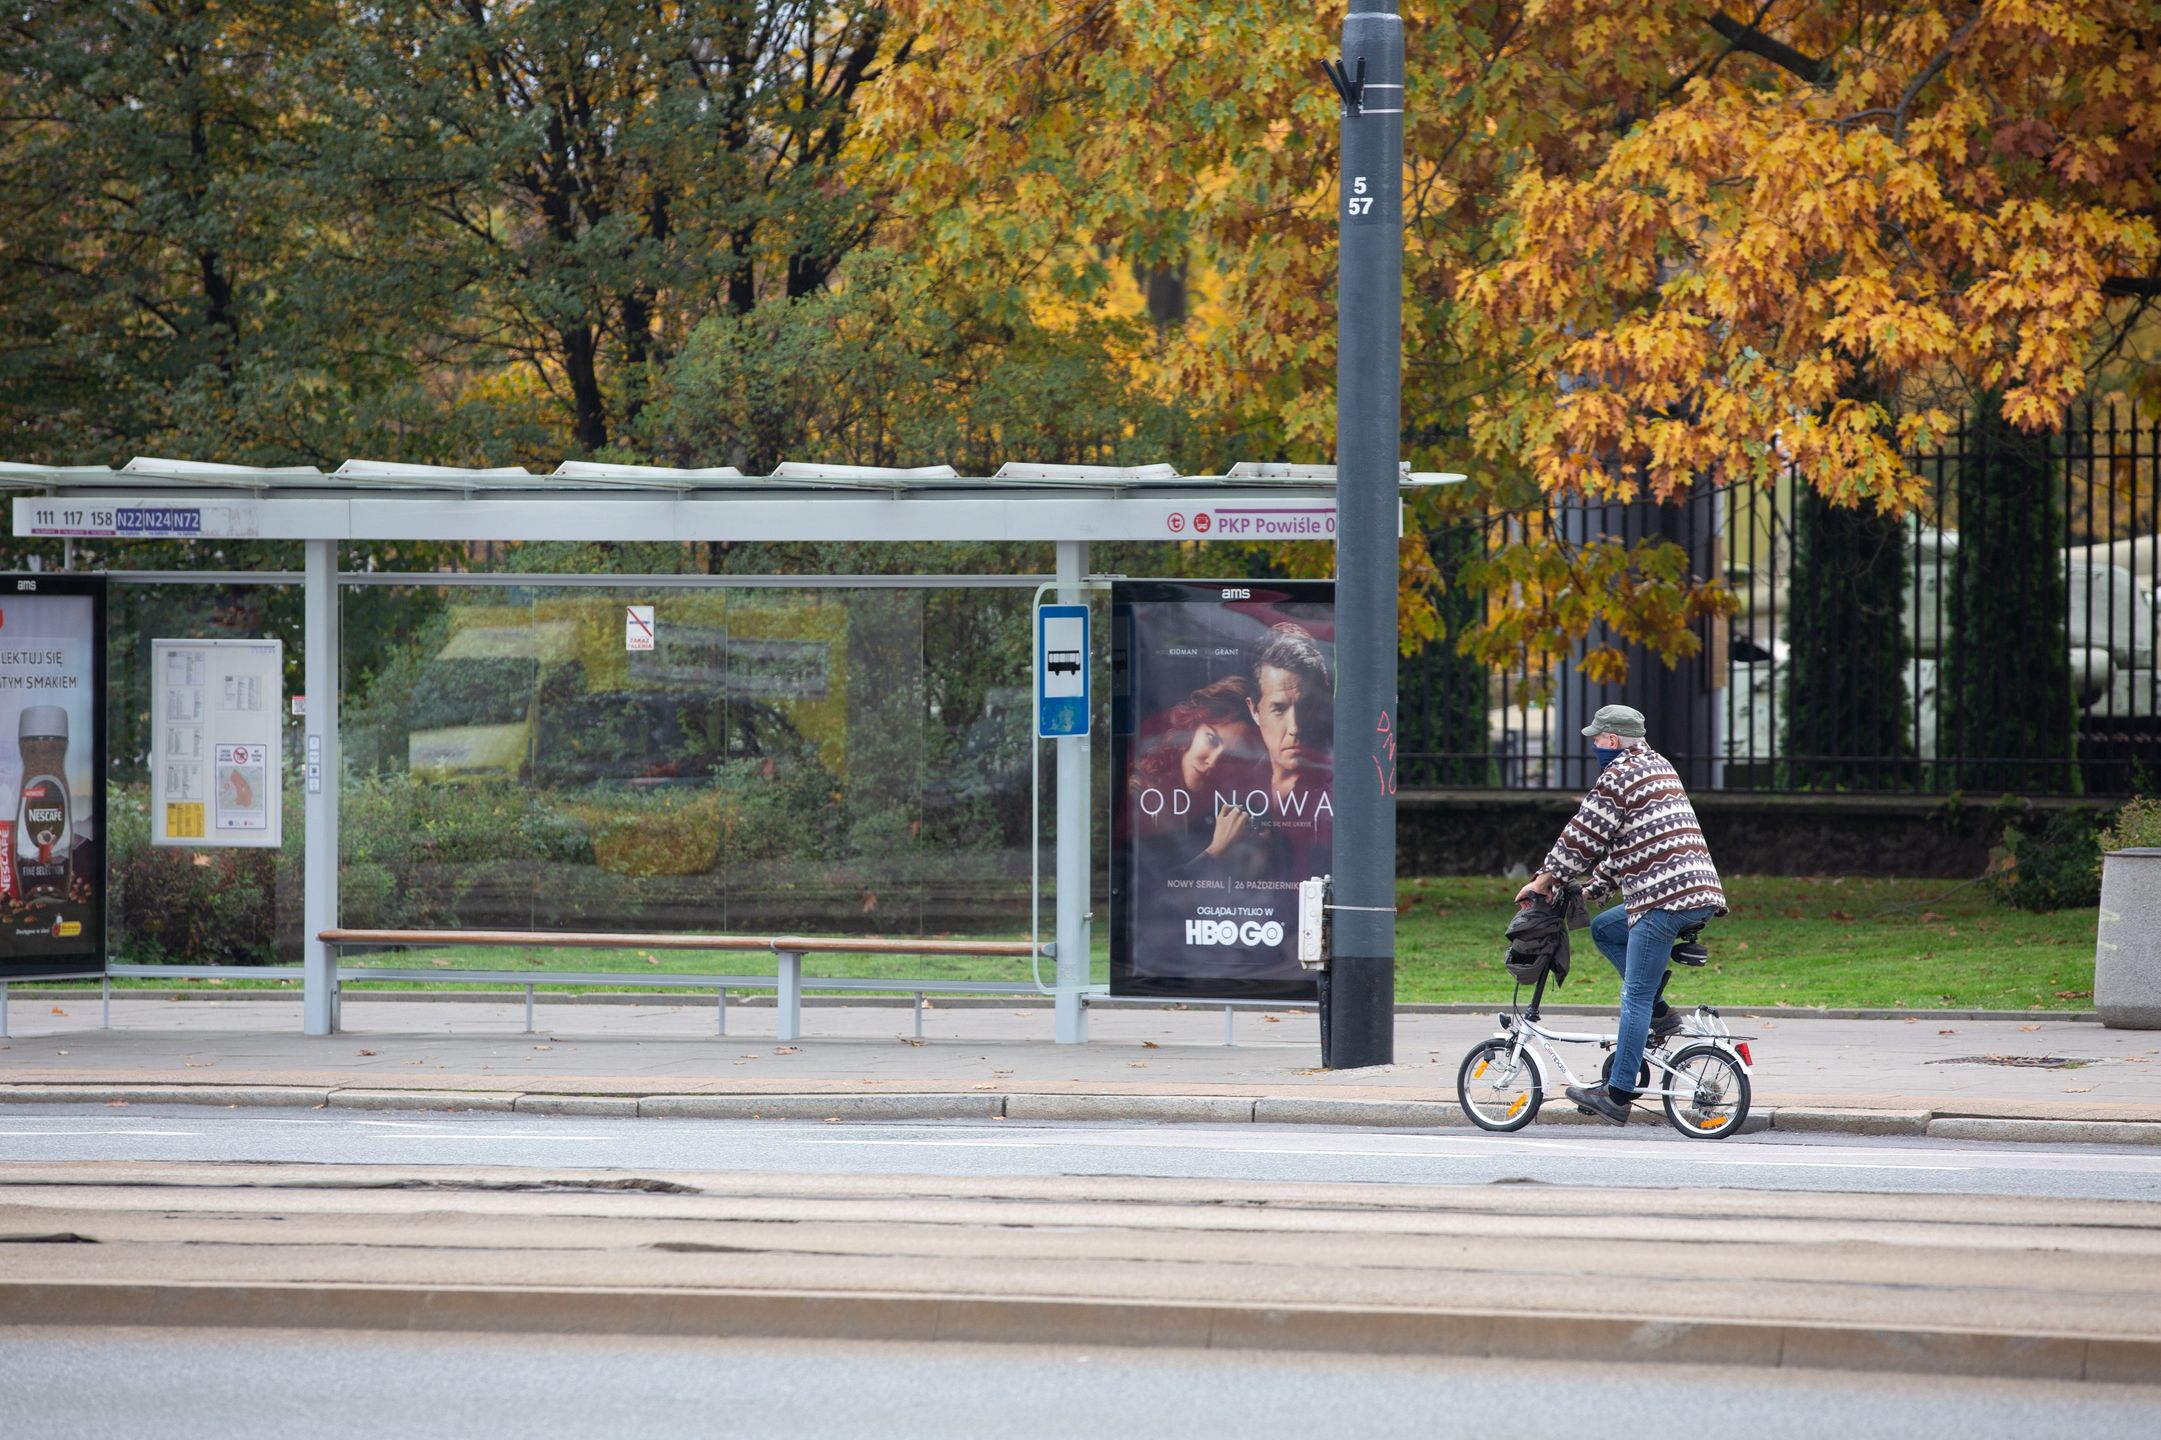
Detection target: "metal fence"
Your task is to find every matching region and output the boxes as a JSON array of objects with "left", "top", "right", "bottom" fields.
[{"left": 1400, "top": 401, "right": 2159, "bottom": 797}]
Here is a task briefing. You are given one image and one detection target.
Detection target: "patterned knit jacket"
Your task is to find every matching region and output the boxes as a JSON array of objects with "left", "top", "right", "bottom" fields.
[{"left": 1539, "top": 742, "right": 1728, "bottom": 924}]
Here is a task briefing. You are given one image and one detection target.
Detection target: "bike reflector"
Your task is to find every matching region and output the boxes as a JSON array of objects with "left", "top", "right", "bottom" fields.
[{"left": 1736, "top": 1042, "right": 1754, "bottom": 1066}]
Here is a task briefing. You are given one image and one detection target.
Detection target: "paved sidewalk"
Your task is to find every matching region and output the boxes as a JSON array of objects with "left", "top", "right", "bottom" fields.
[{"left": 1, "top": 994, "right": 2157, "bottom": 1137}]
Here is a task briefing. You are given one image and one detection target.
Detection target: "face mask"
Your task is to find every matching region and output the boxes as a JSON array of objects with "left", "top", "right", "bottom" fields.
[{"left": 1594, "top": 745, "right": 1624, "bottom": 772}]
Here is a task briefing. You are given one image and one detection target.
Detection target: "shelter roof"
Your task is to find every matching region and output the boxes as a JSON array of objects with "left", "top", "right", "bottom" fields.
[{"left": 0, "top": 457, "right": 1465, "bottom": 544}]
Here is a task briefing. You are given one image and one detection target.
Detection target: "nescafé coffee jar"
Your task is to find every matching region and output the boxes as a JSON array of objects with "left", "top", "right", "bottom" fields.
[{"left": 16, "top": 706, "right": 72, "bottom": 905}]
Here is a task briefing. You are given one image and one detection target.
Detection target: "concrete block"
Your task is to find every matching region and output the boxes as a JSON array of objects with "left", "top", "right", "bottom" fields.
[
  {"left": 638, "top": 1093, "right": 1002, "bottom": 1121},
  {"left": 1486, "top": 1313, "right": 1784, "bottom": 1368},
  {"left": 0, "top": 1084, "right": 329, "bottom": 1108},
  {"left": 1251, "top": 1097, "right": 1465, "bottom": 1128},
  {"left": 1771, "top": 1107, "right": 1931, "bottom": 1137},
  {"left": 937, "top": 1298, "right": 1214, "bottom": 1349},
  {"left": 2097, "top": 848, "right": 2161, "bottom": 1028},
  {"left": 326, "top": 1089, "right": 518, "bottom": 1113},
  {"left": 1208, "top": 1305, "right": 1492, "bottom": 1358},
  {"left": 1926, "top": 1117, "right": 2161, "bottom": 1146},
  {"left": 1002, "top": 1093, "right": 1253, "bottom": 1124},
  {"left": 513, "top": 1095, "right": 641, "bottom": 1117},
  {"left": 2083, "top": 1337, "right": 2161, "bottom": 1385},
  {"left": 1776, "top": 1323, "right": 2087, "bottom": 1380}
]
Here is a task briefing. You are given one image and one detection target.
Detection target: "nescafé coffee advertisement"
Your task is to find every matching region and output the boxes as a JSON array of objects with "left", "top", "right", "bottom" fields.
[
  {"left": 1110, "top": 580, "right": 1332, "bottom": 1000},
  {"left": 0, "top": 575, "right": 106, "bottom": 978}
]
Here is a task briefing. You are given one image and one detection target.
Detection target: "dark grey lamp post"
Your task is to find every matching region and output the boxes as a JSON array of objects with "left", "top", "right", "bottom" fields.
[{"left": 1319, "top": 0, "right": 1403, "bottom": 1068}]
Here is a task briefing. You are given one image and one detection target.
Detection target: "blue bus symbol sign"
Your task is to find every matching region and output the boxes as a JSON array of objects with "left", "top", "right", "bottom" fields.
[{"left": 1037, "top": 604, "right": 1090, "bottom": 738}]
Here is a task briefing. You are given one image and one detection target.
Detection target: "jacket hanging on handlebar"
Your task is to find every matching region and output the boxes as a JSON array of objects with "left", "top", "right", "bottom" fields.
[{"left": 1503, "top": 885, "right": 1590, "bottom": 988}]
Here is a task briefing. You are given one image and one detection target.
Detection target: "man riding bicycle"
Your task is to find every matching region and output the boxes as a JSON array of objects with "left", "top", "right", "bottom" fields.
[{"left": 1514, "top": 704, "right": 1727, "bottom": 1125}]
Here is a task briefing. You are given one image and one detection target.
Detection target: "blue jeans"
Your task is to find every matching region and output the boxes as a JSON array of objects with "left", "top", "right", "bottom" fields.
[{"left": 1589, "top": 903, "right": 1717, "bottom": 1099}]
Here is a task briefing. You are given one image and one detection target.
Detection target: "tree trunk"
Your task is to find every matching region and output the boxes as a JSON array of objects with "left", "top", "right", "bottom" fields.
[{"left": 563, "top": 325, "right": 607, "bottom": 452}]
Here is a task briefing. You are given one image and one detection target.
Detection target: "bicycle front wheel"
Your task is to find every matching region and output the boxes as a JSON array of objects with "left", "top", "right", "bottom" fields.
[
  {"left": 1662, "top": 1044, "right": 1751, "bottom": 1139},
  {"left": 1458, "top": 1038, "right": 1542, "bottom": 1132}
]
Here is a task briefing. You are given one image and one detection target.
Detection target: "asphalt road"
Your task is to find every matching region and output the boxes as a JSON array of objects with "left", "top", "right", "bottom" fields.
[
  {"left": 3, "top": 1327, "right": 2154, "bottom": 1440},
  {"left": 2, "top": 1104, "right": 2159, "bottom": 1200}
]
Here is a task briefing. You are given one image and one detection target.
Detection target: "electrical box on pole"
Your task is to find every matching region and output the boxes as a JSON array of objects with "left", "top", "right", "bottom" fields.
[{"left": 1321, "top": 1, "right": 1402, "bottom": 1067}]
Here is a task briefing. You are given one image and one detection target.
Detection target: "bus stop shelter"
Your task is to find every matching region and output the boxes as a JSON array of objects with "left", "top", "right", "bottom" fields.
[{"left": 0, "top": 457, "right": 1455, "bottom": 1043}]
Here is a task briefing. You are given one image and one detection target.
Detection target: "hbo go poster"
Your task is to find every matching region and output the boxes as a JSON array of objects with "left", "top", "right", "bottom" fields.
[
  {"left": 1110, "top": 580, "right": 1332, "bottom": 1000},
  {"left": 0, "top": 575, "right": 106, "bottom": 980}
]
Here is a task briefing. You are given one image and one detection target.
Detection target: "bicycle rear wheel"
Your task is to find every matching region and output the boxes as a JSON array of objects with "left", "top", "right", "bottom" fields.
[
  {"left": 1458, "top": 1038, "right": 1542, "bottom": 1132},
  {"left": 1662, "top": 1044, "right": 1751, "bottom": 1139}
]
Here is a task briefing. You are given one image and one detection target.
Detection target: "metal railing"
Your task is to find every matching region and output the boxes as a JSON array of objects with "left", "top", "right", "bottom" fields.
[{"left": 1401, "top": 402, "right": 2158, "bottom": 796}]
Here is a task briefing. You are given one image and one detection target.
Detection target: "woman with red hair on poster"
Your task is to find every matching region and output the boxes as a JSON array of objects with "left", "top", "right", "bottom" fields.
[{"left": 1126, "top": 676, "right": 1265, "bottom": 866}]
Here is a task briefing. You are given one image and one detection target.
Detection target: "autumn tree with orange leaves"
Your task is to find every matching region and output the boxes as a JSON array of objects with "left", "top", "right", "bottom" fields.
[{"left": 875, "top": 2, "right": 2159, "bottom": 687}]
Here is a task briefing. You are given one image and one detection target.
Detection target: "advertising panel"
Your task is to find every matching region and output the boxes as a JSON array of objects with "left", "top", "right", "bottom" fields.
[
  {"left": 1110, "top": 580, "right": 1333, "bottom": 1000},
  {"left": 0, "top": 574, "right": 106, "bottom": 979}
]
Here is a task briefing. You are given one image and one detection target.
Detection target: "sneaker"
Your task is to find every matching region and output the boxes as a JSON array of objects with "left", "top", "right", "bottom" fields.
[
  {"left": 1565, "top": 1083, "right": 1631, "bottom": 1125},
  {"left": 1650, "top": 1006, "right": 1686, "bottom": 1041}
]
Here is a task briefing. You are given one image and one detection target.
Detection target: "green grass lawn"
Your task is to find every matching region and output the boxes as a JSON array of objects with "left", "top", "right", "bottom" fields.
[
  {"left": 1392, "top": 874, "right": 2098, "bottom": 1012},
  {"left": 86, "top": 875, "right": 2099, "bottom": 1012}
]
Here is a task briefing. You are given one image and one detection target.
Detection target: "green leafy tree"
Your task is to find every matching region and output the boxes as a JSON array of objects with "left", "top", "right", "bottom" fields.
[
  {"left": 0, "top": 1, "right": 346, "bottom": 461},
  {"left": 310, "top": 0, "right": 903, "bottom": 454}
]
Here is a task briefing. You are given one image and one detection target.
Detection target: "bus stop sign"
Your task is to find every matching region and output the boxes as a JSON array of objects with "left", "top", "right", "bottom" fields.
[{"left": 1036, "top": 603, "right": 1089, "bottom": 738}]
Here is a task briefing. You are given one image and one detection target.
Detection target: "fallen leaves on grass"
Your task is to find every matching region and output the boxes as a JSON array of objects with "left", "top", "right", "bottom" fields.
[
  {"left": 1828, "top": 910, "right": 1854, "bottom": 923},
  {"left": 1919, "top": 911, "right": 1945, "bottom": 923},
  {"left": 2056, "top": 989, "right": 2092, "bottom": 1000}
]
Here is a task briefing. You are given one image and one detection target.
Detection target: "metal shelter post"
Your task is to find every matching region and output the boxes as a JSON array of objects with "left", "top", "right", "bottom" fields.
[
  {"left": 1325, "top": 0, "right": 1403, "bottom": 1067},
  {"left": 1054, "top": 540, "right": 1091, "bottom": 1044},
  {"left": 302, "top": 539, "right": 341, "bottom": 1036}
]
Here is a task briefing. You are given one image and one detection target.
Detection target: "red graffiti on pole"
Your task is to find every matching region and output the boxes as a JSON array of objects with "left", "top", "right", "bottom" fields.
[{"left": 1372, "top": 710, "right": 1397, "bottom": 795}]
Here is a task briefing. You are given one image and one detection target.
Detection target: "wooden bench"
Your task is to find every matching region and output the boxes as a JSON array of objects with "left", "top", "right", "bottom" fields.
[{"left": 316, "top": 928, "right": 1044, "bottom": 1040}]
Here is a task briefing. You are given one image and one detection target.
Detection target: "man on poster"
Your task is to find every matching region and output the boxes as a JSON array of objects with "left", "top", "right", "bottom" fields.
[
  {"left": 1111, "top": 586, "right": 1336, "bottom": 998},
  {"left": 1238, "top": 621, "right": 1334, "bottom": 884}
]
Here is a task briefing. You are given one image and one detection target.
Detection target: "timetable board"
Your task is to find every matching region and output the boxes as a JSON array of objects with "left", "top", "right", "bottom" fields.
[{"left": 151, "top": 639, "right": 284, "bottom": 848}]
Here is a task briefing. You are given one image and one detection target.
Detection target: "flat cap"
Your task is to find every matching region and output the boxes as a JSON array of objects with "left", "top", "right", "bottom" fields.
[{"left": 1580, "top": 703, "right": 1647, "bottom": 739}]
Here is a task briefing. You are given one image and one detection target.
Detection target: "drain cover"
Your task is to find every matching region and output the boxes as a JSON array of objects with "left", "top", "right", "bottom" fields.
[{"left": 1928, "top": 1054, "right": 2097, "bottom": 1069}]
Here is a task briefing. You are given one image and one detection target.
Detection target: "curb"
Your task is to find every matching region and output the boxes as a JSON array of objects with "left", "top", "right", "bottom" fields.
[
  {"left": 2, "top": 987, "right": 2104, "bottom": 1022},
  {"left": 6, "top": 1280, "right": 2153, "bottom": 1383},
  {"left": 0, "top": 1081, "right": 2152, "bottom": 1142},
  {"left": 1927, "top": 1116, "right": 2161, "bottom": 1146}
]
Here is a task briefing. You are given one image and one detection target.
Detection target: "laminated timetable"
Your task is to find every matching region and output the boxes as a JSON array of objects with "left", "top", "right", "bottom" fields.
[{"left": 150, "top": 638, "right": 285, "bottom": 848}]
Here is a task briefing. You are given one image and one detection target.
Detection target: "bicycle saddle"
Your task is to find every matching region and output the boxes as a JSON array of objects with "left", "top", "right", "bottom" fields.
[{"left": 1669, "top": 924, "right": 1709, "bottom": 967}]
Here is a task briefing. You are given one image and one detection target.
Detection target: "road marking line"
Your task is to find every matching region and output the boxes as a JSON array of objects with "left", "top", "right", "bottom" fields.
[
  {"left": 362, "top": 1134, "right": 613, "bottom": 1142},
  {"left": 0, "top": 1128, "right": 200, "bottom": 1137},
  {"left": 790, "top": 1136, "right": 1979, "bottom": 1170}
]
